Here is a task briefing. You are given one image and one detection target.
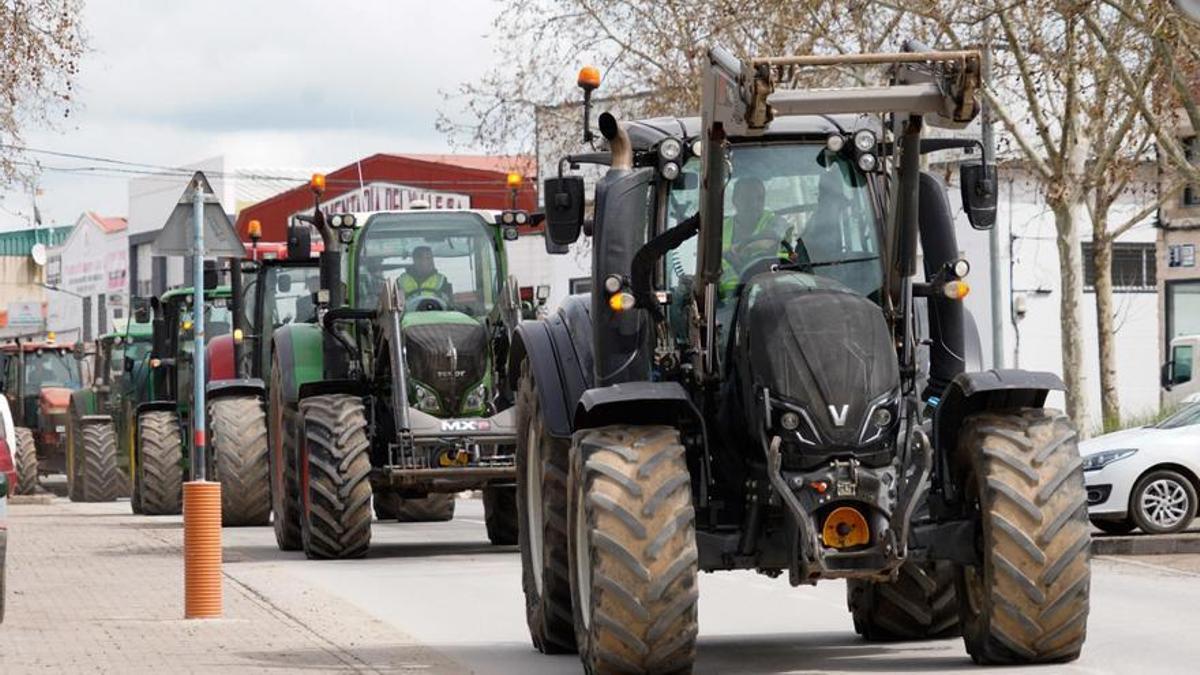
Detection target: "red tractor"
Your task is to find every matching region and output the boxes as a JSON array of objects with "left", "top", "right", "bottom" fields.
[{"left": 0, "top": 337, "right": 84, "bottom": 494}]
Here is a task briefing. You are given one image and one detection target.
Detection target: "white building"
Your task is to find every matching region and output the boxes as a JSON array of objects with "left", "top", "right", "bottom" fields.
[{"left": 45, "top": 212, "right": 129, "bottom": 340}]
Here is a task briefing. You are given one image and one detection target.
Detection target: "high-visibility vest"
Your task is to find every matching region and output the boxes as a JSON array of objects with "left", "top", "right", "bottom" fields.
[
  {"left": 720, "top": 210, "right": 777, "bottom": 297},
  {"left": 400, "top": 272, "right": 448, "bottom": 296}
]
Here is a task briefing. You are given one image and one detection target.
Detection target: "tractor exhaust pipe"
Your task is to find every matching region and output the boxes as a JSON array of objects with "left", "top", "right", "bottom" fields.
[{"left": 598, "top": 112, "right": 632, "bottom": 170}]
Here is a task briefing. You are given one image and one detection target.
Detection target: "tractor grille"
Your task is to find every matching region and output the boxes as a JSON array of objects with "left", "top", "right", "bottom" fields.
[{"left": 404, "top": 321, "right": 488, "bottom": 413}]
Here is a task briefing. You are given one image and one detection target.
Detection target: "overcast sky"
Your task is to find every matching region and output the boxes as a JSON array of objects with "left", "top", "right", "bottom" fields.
[{"left": 0, "top": 0, "right": 501, "bottom": 231}]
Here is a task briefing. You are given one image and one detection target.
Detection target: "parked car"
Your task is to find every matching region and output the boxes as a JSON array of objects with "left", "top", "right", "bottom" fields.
[
  {"left": 1083, "top": 403, "right": 1200, "bottom": 534},
  {"left": 0, "top": 462, "right": 8, "bottom": 623}
]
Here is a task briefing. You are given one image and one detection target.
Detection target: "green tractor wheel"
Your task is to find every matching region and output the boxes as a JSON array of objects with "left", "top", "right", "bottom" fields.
[
  {"left": 299, "top": 394, "right": 372, "bottom": 559},
  {"left": 373, "top": 491, "right": 456, "bottom": 522},
  {"left": 72, "top": 422, "right": 123, "bottom": 503},
  {"left": 209, "top": 396, "right": 270, "bottom": 526},
  {"left": 269, "top": 357, "right": 303, "bottom": 550},
  {"left": 12, "top": 428, "right": 38, "bottom": 495},
  {"left": 136, "top": 411, "right": 184, "bottom": 516}
]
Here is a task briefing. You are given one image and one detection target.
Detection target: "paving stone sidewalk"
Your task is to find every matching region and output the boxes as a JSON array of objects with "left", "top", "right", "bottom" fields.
[{"left": 0, "top": 499, "right": 465, "bottom": 673}]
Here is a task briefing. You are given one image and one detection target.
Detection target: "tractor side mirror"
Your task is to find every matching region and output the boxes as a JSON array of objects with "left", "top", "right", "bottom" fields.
[
  {"left": 132, "top": 299, "right": 150, "bottom": 324},
  {"left": 203, "top": 261, "right": 219, "bottom": 290},
  {"left": 287, "top": 224, "right": 312, "bottom": 260},
  {"left": 536, "top": 284, "right": 550, "bottom": 303},
  {"left": 72, "top": 341, "right": 86, "bottom": 360},
  {"left": 542, "top": 176, "right": 585, "bottom": 247},
  {"left": 1161, "top": 361, "right": 1174, "bottom": 390},
  {"left": 276, "top": 274, "right": 293, "bottom": 293},
  {"left": 960, "top": 162, "right": 997, "bottom": 230},
  {"left": 124, "top": 355, "right": 135, "bottom": 373}
]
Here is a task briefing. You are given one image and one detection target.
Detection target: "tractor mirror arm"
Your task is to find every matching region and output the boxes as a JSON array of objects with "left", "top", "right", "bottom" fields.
[{"left": 631, "top": 212, "right": 700, "bottom": 320}]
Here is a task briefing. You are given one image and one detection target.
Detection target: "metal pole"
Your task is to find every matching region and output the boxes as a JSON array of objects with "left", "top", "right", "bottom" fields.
[
  {"left": 191, "top": 181, "right": 206, "bottom": 482},
  {"left": 983, "top": 19, "right": 1004, "bottom": 370}
]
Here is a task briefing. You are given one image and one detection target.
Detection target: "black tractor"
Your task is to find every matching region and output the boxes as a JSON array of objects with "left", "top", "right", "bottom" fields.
[{"left": 511, "top": 46, "right": 1089, "bottom": 672}]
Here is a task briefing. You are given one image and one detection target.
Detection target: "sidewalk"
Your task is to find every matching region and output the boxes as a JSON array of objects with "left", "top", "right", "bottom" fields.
[{"left": 0, "top": 498, "right": 464, "bottom": 673}]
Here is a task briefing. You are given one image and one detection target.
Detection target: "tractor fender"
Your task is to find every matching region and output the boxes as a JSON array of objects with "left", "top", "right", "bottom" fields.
[
  {"left": 135, "top": 400, "right": 177, "bottom": 418},
  {"left": 508, "top": 294, "right": 594, "bottom": 439},
  {"left": 69, "top": 388, "right": 100, "bottom": 420},
  {"left": 206, "top": 378, "right": 265, "bottom": 401},
  {"left": 574, "top": 381, "right": 704, "bottom": 435},
  {"left": 206, "top": 334, "right": 236, "bottom": 383},
  {"left": 932, "top": 369, "right": 1066, "bottom": 459},
  {"left": 271, "top": 323, "right": 325, "bottom": 407}
]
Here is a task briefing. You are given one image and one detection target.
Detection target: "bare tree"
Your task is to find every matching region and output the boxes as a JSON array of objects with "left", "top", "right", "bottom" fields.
[{"left": 0, "top": 0, "right": 86, "bottom": 184}]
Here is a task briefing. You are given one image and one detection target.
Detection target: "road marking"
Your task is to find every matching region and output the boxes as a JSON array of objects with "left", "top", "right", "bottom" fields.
[{"left": 1094, "top": 555, "right": 1200, "bottom": 578}]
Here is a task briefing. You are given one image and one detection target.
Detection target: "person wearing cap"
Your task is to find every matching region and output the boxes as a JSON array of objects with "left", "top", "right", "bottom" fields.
[
  {"left": 399, "top": 245, "right": 452, "bottom": 305},
  {"left": 719, "top": 176, "right": 788, "bottom": 299}
]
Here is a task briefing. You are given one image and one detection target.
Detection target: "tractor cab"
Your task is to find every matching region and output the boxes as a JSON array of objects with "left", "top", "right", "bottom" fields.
[{"left": 0, "top": 337, "right": 83, "bottom": 482}]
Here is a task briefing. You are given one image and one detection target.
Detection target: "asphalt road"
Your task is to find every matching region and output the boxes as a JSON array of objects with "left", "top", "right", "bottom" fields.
[{"left": 218, "top": 498, "right": 1200, "bottom": 675}]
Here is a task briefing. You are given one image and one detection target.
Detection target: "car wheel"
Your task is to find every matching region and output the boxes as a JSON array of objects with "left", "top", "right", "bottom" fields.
[
  {"left": 1090, "top": 518, "right": 1136, "bottom": 536},
  {"left": 1131, "top": 470, "right": 1198, "bottom": 535}
]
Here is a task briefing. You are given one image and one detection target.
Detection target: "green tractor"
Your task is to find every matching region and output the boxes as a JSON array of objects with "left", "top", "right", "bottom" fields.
[
  {"left": 130, "top": 285, "right": 234, "bottom": 515},
  {"left": 1, "top": 337, "right": 84, "bottom": 494},
  {"left": 65, "top": 320, "right": 153, "bottom": 502},
  {"left": 268, "top": 190, "right": 529, "bottom": 559},
  {"left": 512, "top": 46, "right": 1089, "bottom": 671}
]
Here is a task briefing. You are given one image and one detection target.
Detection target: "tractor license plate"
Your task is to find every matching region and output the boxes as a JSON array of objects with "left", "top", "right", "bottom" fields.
[
  {"left": 55, "top": 425, "right": 66, "bottom": 433},
  {"left": 439, "top": 419, "right": 491, "bottom": 433},
  {"left": 837, "top": 480, "right": 855, "bottom": 497}
]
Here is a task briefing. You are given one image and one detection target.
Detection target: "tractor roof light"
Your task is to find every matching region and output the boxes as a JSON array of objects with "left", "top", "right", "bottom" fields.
[
  {"left": 659, "top": 138, "right": 682, "bottom": 161},
  {"left": 857, "top": 153, "right": 878, "bottom": 172},
  {"left": 233, "top": 328, "right": 244, "bottom": 344},
  {"left": 46, "top": 331, "right": 56, "bottom": 343},
  {"left": 310, "top": 173, "right": 326, "bottom": 194},
  {"left": 577, "top": 65, "right": 601, "bottom": 91},
  {"left": 247, "top": 219, "right": 262, "bottom": 241},
  {"left": 952, "top": 259, "right": 971, "bottom": 279},
  {"left": 853, "top": 129, "right": 877, "bottom": 152},
  {"left": 660, "top": 161, "right": 680, "bottom": 181},
  {"left": 603, "top": 274, "right": 622, "bottom": 294},
  {"left": 501, "top": 211, "right": 516, "bottom": 225},
  {"left": 690, "top": 139, "right": 702, "bottom": 158},
  {"left": 515, "top": 211, "right": 529, "bottom": 225},
  {"left": 507, "top": 172, "right": 523, "bottom": 189},
  {"left": 331, "top": 215, "right": 343, "bottom": 227},
  {"left": 826, "top": 134, "right": 846, "bottom": 153}
]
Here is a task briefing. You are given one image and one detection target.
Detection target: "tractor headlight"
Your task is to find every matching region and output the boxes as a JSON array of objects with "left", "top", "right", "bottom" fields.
[
  {"left": 412, "top": 383, "right": 441, "bottom": 414},
  {"left": 1083, "top": 448, "right": 1137, "bottom": 472},
  {"left": 826, "top": 134, "right": 846, "bottom": 153},
  {"left": 462, "top": 383, "right": 488, "bottom": 413},
  {"left": 659, "top": 138, "right": 682, "bottom": 161},
  {"left": 853, "top": 129, "right": 877, "bottom": 152},
  {"left": 331, "top": 215, "right": 343, "bottom": 227},
  {"left": 857, "top": 153, "right": 878, "bottom": 172},
  {"left": 660, "top": 161, "right": 680, "bottom": 181}
]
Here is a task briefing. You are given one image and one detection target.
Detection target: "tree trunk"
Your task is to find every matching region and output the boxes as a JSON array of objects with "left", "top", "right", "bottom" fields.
[
  {"left": 1091, "top": 232, "right": 1121, "bottom": 432},
  {"left": 1053, "top": 200, "right": 1091, "bottom": 435}
]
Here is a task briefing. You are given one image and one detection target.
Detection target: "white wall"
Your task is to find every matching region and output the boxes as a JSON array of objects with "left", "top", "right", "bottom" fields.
[
  {"left": 46, "top": 215, "right": 129, "bottom": 339},
  {"left": 506, "top": 232, "right": 590, "bottom": 310}
]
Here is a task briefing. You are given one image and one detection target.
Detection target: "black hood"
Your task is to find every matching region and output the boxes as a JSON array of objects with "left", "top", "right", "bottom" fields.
[
  {"left": 737, "top": 274, "right": 899, "bottom": 447},
  {"left": 404, "top": 318, "right": 488, "bottom": 413}
]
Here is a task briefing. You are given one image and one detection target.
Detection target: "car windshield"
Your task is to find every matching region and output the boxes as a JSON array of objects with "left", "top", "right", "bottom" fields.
[
  {"left": 354, "top": 212, "right": 500, "bottom": 316},
  {"left": 1155, "top": 403, "right": 1200, "bottom": 429},
  {"left": 666, "top": 141, "right": 882, "bottom": 300},
  {"left": 24, "top": 350, "right": 80, "bottom": 389}
]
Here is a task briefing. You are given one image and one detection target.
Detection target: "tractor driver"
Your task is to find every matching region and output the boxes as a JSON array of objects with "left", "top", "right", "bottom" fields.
[
  {"left": 399, "top": 245, "right": 453, "bottom": 308},
  {"left": 718, "top": 176, "right": 788, "bottom": 299}
]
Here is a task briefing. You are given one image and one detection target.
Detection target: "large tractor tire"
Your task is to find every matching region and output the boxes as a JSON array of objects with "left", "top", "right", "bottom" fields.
[
  {"left": 373, "top": 491, "right": 456, "bottom": 522},
  {"left": 954, "top": 409, "right": 1090, "bottom": 665},
  {"left": 137, "top": 411, "right": 184, "bottom": 515},
  {"left": 848, "top": 560, "right": 959, "bottom": 641},
  {"left": 73, "top": 422, "right": 123, "bottom": 503},
  {"left": 269, "top": 357, "right": 303, "bottom": 550},
  {"left": 483, "top": 485, "right": 518, "bottom": 545},
  {"left": 66, "top": 415, "right": 81, "bottom": 501},
  {"left": 299, "top": 395, "right": 372, "bottom": 559},
  {"left": 210, "top": 396, "right": 271, "bottom": 526},
  {"left": 515, "top": 363, "right": 576, "bottom": 654},
  {"left": 568, "top": 425, "right": 699, "bottom": 674},
  {"left": 12, "top": 428, "right": 38, "bottom": 495}
]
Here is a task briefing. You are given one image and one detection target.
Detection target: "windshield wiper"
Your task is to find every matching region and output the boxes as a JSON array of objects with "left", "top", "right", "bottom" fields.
[{"left": 777, "top": 254, "right": 880, "bottom": 271}]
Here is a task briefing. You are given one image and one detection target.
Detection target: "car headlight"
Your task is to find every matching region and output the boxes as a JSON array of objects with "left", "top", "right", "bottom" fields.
[
  {"left": 412, "top": 382, "right": 440, "bottom": 414},
  {"left": 462, "top": 383, "right": 488, "bottom": 413},
  {"left": 1082, "top": 448, "right": 1137, "bottom": 472}
]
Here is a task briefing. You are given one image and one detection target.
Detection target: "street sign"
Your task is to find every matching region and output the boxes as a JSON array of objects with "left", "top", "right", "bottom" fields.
[{"left": 154, "top": 172, "right": 244, "bottom": 257}]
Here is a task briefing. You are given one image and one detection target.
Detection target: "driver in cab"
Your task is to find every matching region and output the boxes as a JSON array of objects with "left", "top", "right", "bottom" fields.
[
  {"left": 400, "top": 245, "right": 453, "bottom": 307},
  {"left": 719, "top": 176, "right": 788, "bottom": 299}
]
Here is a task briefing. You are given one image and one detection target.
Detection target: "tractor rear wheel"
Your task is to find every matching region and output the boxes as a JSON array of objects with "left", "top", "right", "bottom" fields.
[
  {"left": 954, "top": 409, "right": 1090, "bottom": 664},
  {"left": 66, "top": 415, "right": 81, "bottom": 501},
  {"left": 299, "top": 395, "right": 372, "bottom": 559},
  {"left": 210, "top": 396, "right": 271, "bottom": 526},
  {"left": 568, "top": 425, "right": 698, "bottom": 674},
  {"left": 515, "top": 363, "right": 576, "bottom": 654},
  {"left": 13, "top": 428, "right": 38, "bottom": 495},
  {"left": 483, "top": 485, "right": 518, "bottom": 545},
  {"left": 374, "top": 492, "right": 456, "bottom": 522},
  {"left": 269, "top": 357, "right": 302, "bottom": 550},
  {"left": 75, "top": 422, "right": 122, "bottom": 502},
  {"left": 848, "top": 561, "right": 959, "bottom": 641},
  {"left": 137, "top": 411, "right": 183, "bottom": 515}
]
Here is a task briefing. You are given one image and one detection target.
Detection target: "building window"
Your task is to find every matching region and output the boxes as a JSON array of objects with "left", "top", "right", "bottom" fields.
[
  {"left": 1167, "top": 280, "right": 1200, "bottom": 353},
  {"left": 569, "top": 277, "right": 592, "bottom": 294},
  {"left": 1185, "top": 136, "right": 1200, "bottom": 206},
  {"left": 1082, "top": 242, "right": 1156, "bottom": 292}
]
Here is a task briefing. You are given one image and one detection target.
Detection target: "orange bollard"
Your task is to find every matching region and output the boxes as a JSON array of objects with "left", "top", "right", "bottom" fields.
[{"left": 183, "top": 480, "right": 222, "bottom": 619}]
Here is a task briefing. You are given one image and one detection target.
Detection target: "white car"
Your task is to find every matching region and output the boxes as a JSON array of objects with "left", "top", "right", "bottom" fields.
[{"left": 1082, "top": 403, "right": 1200, "bottom": 535}]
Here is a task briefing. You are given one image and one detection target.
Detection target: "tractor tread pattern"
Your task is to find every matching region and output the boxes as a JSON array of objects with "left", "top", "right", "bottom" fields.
[
  {"left": 957, "top": 409, "right": 1090, "bottom": 665},
  {"left": 137, "top": 412, "right": 183, "bottom": 515},
  {"left": 515, "top": 363, "right": 576, "bottom": 654},
  {"left": 269, "top": 357, "right": 303, "bottom": 551},
  {"left": 573, "top": 425, "right": 698, "bottom": 674},
  {"left": 483, "top": 485, "right": 518, "bottom": 545},
  {"left": 76, "top": 421, "right": 123, "bottom": 502},
  {"left": 373, "top": 492, "right": 456, "bottom": 522},
  {"left": 210, "top": 396, "right": 271, "bottom": 526},
  {"left": 847, "top": 561, "right": 960, "bottom": 641},
  {"left": 13, "top": 427, "right": 38, "bottom": 495},
  {"left": 300, "top": 395, "right": 372, "bottom": 559}
]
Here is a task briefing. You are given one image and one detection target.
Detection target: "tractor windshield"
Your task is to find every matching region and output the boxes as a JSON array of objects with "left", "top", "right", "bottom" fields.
[
  {"left": 666, "top": 141, "right": 882, "bottom": 301},
  {"left": 24, "top": 350, "right": 80, "bottom": 389},
  {"left": 354, "top": 212, "right": 501, "bottom": 317}
]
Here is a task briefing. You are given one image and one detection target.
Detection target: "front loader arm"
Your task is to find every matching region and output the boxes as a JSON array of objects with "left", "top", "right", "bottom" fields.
[{"left": 376, "top": 278, "right": 412, "bottom": 435}]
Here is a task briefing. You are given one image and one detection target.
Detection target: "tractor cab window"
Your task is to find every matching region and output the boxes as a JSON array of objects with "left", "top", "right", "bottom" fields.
[
  {"left": 665, "top": 142, "right": 881, "bottom": 301},
  {"left": 259, "top": 266, "right": 322, "bottom": 328},
  {"left": 24, "top": 350, "right": 80, "bottom": 389},
  {"left": 355, "top": 212, "right": 500, "bottom": 316},
  {"left": 174, "top": 298, "right": 232, "bottom": 353}
]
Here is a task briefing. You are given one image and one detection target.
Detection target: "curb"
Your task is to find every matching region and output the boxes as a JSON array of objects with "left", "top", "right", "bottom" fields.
[
  {"left": 9, "top": 494, "right": 57, "bottom": 505},
  {"left": 1091, "top": 533, "right": 1200, "bottom": 556}
]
